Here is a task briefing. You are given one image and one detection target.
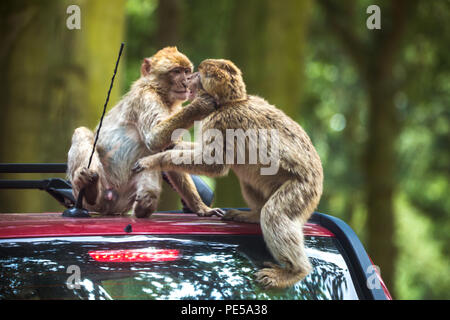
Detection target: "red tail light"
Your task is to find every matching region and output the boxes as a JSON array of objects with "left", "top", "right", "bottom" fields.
[{"left": 89, "top": 249, "right": 180, "bottom": 262}]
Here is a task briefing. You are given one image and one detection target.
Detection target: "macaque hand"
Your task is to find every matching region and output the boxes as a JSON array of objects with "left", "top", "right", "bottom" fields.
[
  {"left": 197, "top": 207, "right": 226, "bottom": 218},
  {"left": 132, "top": 154, "right": 162, "bottom": 174}
]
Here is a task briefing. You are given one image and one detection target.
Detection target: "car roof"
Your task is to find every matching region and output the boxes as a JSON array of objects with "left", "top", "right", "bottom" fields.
[{"left": 0, "top": 212, "right": 334, "bottom": 239}]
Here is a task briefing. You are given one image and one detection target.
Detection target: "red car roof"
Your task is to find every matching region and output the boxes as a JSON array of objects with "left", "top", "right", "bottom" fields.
[{"left": 0, "top": 212, "right": 334, "bottom": 239}]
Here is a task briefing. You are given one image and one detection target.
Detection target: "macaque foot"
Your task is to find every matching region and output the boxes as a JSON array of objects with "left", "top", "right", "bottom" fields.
[
  {"left": 133, "top": 191, "right": 159, "bottom": 218},
  {"left": 196, "top": 206, "right": 225, "bottom": 218},
  {"left": 73, "top": 167, "right": 99, "bottom": 205},
  {"left": 255, "top": 262, "right": 309, "bottom": 289},
  {"left": 222, "top": 209, "right": 260, "bottom": 223}
]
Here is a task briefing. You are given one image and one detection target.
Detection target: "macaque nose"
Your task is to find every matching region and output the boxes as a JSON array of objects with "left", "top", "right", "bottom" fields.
[
  {"left": 188, "top": 72, "right": 199, "bottom": 81},
  {"left": 181, "top": 75, "right": 189, "bottom": 88}
]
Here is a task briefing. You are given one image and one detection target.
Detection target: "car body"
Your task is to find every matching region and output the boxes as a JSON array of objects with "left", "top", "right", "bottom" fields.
[{"left": 0, "top": 164, "right": 391, "bottom": 300}]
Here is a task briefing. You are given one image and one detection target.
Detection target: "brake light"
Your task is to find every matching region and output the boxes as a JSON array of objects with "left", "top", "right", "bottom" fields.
[{"left": 89, "top": 249, "right": 180, "bottom": 262}]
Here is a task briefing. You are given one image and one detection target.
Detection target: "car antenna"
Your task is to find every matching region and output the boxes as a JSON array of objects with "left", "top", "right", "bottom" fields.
[{"left": 63, "top": 42, "right": 125, "bottom": 218}]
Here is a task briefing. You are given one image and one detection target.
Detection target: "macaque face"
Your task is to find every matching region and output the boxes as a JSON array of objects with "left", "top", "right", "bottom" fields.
[
  {"left": 187, "top": 72, "right": 201, "bottom": 101},
  {"left": 168, "top": 67, "right": 192, "bottom": 102}
]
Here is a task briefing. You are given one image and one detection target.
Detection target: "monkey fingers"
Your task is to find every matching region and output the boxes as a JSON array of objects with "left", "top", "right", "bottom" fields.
[
  {"left": 133, "top": 191, "right": 158, "bottom": 218},
  {"left": 255, "top": 264, "right": 289, "bottom": 289},
  {"left": 222, "top": 209, "right": 260, "bottom": 223},
  {"left": 255, "top": 268, "right": 278, "bottom": 289},
  {"left": 211, "top": 208, "right": 225, "bottom": 217},
  {"left": 75, "top": 167, "right": 98, "bottom": 185},
  {"left": 74, "top": 167, "right": 99, "bottom": 205},
  {"left": 132, "top": 155, "right": 162, "bottom": 174},
  {"left": 197, "top": 207, "right": 225, "bottom": 218},
  {"left": 131, "top": 162, "right": 145, "bottom": 174},
  {"left": 221, "top": 209, "right": 241, "bottom": 221},
  {"left": 256, "top": 262, "right": 309, "bottom": 289}
]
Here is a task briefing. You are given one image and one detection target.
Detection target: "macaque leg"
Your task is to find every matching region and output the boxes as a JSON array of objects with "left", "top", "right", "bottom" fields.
[
  {"left": 67, "top": 127, "right": 104, "bottom": 205},
  {"left": 256, "top": 179, "right": 314, "bottom": 289},
  {"left": 164, "top": 171, "right": 224, "bottom": 217},
  {"left": 132, "top": 170, "right": 162, "bottom": 218},
  {"left": 222, "top": 182, "right": 264, "bottom": 223}
]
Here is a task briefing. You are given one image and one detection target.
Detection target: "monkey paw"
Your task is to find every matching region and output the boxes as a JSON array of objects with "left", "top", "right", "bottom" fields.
[
  {"left": 73, "top": 167, "right": 99, "bottom": 205},
  {"left": 255, "top": 262, "right": 307, "bottom": 289},
  {"left": 197, "top": 207, "right": 225, "bottom": 218},
  {"left": 131, "top": 161, "right": 145, "bottom": 174},
  {"left": 222, "top": 209, "right": 260, "bottom": 223},
  {"left": 74, "top": 167, "right": 98, "bottom": 188},
  {"left": 221, "top": 209, "right": 242, "bottom": 221},
  {"left": 133, "top": 191, "right": 159, "bottom": 218},
  {"left": 132, "top": 155, "right": 161, "bottom": 174},
  {"left": 255, "top": 263, "right": 285, "bottom": 289}
]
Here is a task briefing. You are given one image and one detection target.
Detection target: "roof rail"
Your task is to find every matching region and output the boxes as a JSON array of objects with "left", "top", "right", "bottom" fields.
[
  {"left": 0, "top": 163, "right": 74, "bottom": 207},
  {"left": 0, "top": 163, "right": 214, "bottom": 212},
  {"left": 0, "top": 163, "right": 67, "bottom": 173}
]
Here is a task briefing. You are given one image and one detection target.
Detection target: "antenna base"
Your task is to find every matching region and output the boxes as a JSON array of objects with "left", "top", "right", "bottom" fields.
[{"left": 62, "top": 206, "right": 90, "bottom": 218}]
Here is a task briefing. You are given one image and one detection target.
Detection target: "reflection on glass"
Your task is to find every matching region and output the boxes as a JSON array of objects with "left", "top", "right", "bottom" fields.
[{"left": 0, "top": 235, "right": 358, "bottom": 300}]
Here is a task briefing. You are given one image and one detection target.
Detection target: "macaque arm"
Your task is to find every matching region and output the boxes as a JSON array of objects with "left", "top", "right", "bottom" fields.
[
  {"left": 134, "top": 98, "right": 168, "bottom": 154},
  {"left": 173, "top": 140, "right": 199, "bottom": 150},
  {"left": 146, "top": 94, "right": 217, "bottom": 152},
  {"left": 133, "top": 149, "right": 230, "bottom": 178}
]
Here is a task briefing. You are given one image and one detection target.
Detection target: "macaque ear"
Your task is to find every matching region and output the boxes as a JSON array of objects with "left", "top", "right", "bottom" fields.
[{"left": 140, "top": 58, "right": 152, "bottom": 77}]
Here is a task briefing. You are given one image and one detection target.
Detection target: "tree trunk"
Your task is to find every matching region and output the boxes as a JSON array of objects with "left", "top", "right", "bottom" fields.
[
  {"left": 317, "top": 0, "right": 414, "bottom": 297},
  {"left": 155, "top": 0, "right": 183, "bottom": 210},
  {"left": 215, "top": 0, "right": 311, "bottom": 207},
  {"left": 262, "top": 0, "right": 311, "bottom": 118},
  {"left": 0, "top": 0, "right": 125, "bottom": 213},
  {"left": 156, "top": 0, "right": 181, "bottom": 47},
  {"left": 365, "top": 84, "right": 398, "bottom": 291}
]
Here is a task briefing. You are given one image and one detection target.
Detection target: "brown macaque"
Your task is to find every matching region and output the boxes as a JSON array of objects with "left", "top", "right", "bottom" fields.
[
  {"left": 132, "top": 59, "right": 324, "bottom": 289},
  {"left": 67, "top": 47, "right": 222, "bottom": 217}
]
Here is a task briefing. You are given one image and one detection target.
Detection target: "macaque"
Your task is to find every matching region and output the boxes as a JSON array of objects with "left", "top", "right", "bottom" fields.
[
  {"left": 132, "top": 59, "right": 323, "bottom": 289},
  {"left": 67, "top": 47, "right": 221, "bottom": 217}
]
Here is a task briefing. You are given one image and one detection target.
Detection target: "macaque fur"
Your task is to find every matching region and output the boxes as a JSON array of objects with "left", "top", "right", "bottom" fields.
[
  {"left": 133, "top": 59, "right": 324, "bottom": 289},
  {"left": 67, "top": 47, "right": 220, "bottom": 217}
]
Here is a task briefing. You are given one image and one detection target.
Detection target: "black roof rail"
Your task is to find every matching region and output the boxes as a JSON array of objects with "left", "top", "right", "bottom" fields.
[
  {"left": 0, "top": 163, "right": 215, "bottom": 212},
  {"left": 0, "top": 163, "right": 74, "bottom": 207},
  {"left": 0, "top": 163, "right": 67, "bottom": 173}
]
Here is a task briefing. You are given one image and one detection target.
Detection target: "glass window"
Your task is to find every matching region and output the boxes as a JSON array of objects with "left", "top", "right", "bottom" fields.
[{"left": 0, "top": 235, "right": 359, "bottom": 300}]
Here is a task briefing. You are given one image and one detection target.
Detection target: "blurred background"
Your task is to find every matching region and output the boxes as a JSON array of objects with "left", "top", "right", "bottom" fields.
[{"left": 0, "top": 0, "right": 448, "bottom": 299}]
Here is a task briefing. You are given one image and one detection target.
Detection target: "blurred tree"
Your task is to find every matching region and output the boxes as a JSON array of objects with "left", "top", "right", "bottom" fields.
[
  {"left": 318, "top": 0, "right": 419, "bottom": 294},
  {"left": 0, "top": 0, "right": 125, "bottom": 213},
  {"left": 214, "top": 0, "right": 312, "bottom": 207},
  {"left": 156, "top": 0, "right": 181, "bottom": 47},
  {"left": 153, "top": 0, "right": 184, "bottom": 210},
  {"left": 300, "top": 0, "right": 449, "bottom": 299}
]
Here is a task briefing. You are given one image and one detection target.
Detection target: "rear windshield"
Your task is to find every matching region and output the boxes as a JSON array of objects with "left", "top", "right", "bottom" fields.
[{"left": 0, "top": 235, "right": 358, "bottom": 300}]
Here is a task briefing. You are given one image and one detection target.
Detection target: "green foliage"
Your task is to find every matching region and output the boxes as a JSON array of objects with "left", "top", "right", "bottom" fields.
[
  {"left": 303, "top": 1, "right": 450, "bottom": 299},
  {"left": 123, "top": 0, "right": 158, "bottom": 88}
]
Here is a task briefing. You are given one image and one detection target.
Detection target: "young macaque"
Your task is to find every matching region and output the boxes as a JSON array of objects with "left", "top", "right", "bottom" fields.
[
  {"left": 67, "top": 47, "right": 222, "bottom": 217},
  {"left": 132, "top": 59, "right": 323, "bottom": 289}
]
